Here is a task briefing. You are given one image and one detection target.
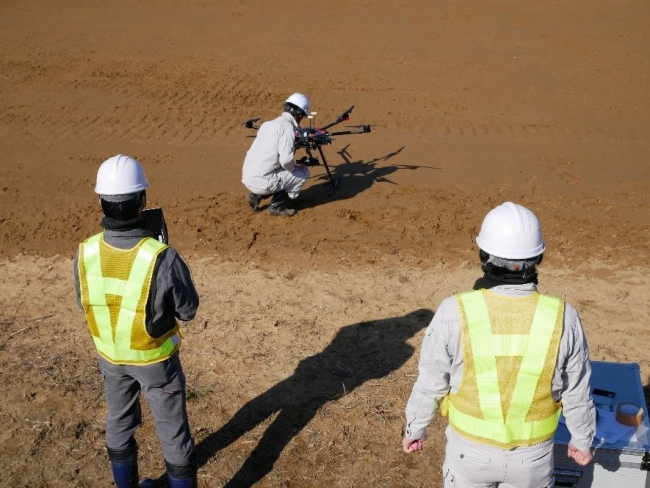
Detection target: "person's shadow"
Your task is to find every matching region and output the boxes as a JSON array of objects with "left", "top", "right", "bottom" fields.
[
  {"left": 195, "top": 308, "right": 433, "bottom": 487},
  {"left": 296, "top": 145, "right": 439, "bottom": 210}
]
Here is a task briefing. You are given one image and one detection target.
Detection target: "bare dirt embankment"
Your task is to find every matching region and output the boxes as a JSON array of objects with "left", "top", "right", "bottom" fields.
[{"left": 1, "top": 1, "right": 649, "bottom": 486}]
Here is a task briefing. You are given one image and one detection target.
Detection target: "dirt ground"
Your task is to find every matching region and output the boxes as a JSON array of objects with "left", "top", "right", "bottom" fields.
[{"left": 1, "top": 1, "right": 649, "bottom": 487}]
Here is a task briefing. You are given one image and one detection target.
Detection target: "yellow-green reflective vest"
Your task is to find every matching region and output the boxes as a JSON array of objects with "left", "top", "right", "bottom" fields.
[
  {"left": 446, "top": 290, "right": 563, "bottom": 449},
  {"left": 78, "top": 233, "right": 181, "bottom": 365}
]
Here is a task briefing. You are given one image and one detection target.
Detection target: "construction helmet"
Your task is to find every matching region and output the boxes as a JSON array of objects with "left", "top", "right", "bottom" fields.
[
  {"left": 284, "top": 93, "right": 310, "bottom": 116},
  {"left": 475, "top": 202, "right": 545, "bottom": 260},
  {"left": 94, "top": 154, "right": 149, "bottom": 195}
]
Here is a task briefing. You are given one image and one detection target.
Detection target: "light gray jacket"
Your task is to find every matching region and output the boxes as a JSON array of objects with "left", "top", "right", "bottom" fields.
[
  {"left": 242, "top": 111, "right": 299, "bottom": 192},
  {"left": 404, "top": 282, "right": 596, "bottom": 451}
]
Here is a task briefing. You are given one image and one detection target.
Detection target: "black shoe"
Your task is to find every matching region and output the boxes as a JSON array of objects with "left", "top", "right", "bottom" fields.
[
  {"left": 246, "top": 193, "right": 262, "bottom": 212},
  {"left": 268, "top": 203, "right": 296, "bottom": 216}
]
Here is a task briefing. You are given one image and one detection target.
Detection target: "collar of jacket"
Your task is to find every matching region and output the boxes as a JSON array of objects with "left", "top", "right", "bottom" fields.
[
  {"left": 101, "top": 216, "right": 154, "bottom": 240},
  {"left": 280, "top": 111, "right": 299, "bottom": 129},
  {"left": 473, "top": 278, "right": 538, "bottom": 293},
  {"left": 103, "top": 228, "right": 154, "bottom": 240}
]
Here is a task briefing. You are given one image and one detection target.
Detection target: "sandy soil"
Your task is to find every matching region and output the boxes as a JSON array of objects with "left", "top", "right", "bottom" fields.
[{"left": 0, "top": 1, "right": 649, "bottom": 487}]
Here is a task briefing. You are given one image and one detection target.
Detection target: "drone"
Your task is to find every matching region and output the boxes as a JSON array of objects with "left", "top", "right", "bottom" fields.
[{"left": 242, "top": 105, "right": 371, "bottom": 195}]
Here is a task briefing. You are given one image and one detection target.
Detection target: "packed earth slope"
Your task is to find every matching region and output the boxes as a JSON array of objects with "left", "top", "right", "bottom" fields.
[{"left": 0, "top": 1, "right": 649, "bottom": 486}]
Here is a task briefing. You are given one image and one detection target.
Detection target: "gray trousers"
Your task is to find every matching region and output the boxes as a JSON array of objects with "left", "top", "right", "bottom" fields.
[
  {"left": 98, "top": 352, "right": 194, "bottom": 466},
  {"left": 243, "top": 165, "right": 310, "bottom": 200},
  {"left": 443, "top": 426, "right": 554, "bottom": 488}
]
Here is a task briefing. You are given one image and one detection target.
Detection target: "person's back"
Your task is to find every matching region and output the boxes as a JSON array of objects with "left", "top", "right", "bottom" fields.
[
  {"left": 403, "top": 202, "right": 596, "bottom": 488},
  {"left": 74, "top": 154, "right": 200, "bottom": 488},
  {"left": 241, "top": 93, "right": 311, "bottom": 216},
  {"left": 242, "top": 113, "right": 295, "bottom": 183},
  {"left": 448, "top": 287, "right": 563, "bottom": 448}
]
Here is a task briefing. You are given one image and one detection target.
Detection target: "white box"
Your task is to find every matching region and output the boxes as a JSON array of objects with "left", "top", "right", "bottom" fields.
[{"left": 554, "top": 361, "right": 650, "bottom": 487}]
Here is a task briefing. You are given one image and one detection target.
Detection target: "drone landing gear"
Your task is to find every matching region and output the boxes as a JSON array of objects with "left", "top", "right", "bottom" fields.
[
  {"left": 324, "top": 175, "right": 341, "bottom": 196},
  {"left": 306, "top": 146, "right": 340, "bottom": 197}
]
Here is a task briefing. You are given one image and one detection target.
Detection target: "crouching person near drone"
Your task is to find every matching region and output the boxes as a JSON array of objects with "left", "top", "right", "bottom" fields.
[
  {"left": 73, "top": 155, "right": 200, "bottom": 487},
  {"left": 242, "top": 93, "right": 311, "bottom": 217},
  {"left": 403, "top": 202, "right": 595, "bottom": 488}
]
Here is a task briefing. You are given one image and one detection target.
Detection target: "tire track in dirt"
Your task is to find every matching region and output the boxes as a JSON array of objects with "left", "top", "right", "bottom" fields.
[
  {"left": 0, "top": 103, "right": 639, "bottom": 146},
  {"left": 0, "top": 57, "right": 273, "bottom": 144},
  {"left": 2, "top": 55, "right": 643, "bottom": 146}
]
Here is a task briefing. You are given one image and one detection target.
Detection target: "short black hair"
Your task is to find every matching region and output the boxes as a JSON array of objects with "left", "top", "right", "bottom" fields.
[{"left": 100, "top": 191, "right": 145, "bottom": 221}]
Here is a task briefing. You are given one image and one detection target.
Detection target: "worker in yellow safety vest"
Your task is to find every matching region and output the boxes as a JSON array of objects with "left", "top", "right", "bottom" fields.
[
  {"left": 73, "top": 155, "right": 200, "bottom": 488},
  {"left": 402, "top": 202, "right": 596, "bottom": 488}
]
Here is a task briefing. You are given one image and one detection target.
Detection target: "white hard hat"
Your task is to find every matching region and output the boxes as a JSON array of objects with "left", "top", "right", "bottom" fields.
[
  {"left": 475, "top": 202, "right": 546, "bottom": 259},
  {"left": 94, "top": 154, "right": 149, "bottom": 195},
  {"left": 285, "top": 93, "right": 310, "bottom": 115}
]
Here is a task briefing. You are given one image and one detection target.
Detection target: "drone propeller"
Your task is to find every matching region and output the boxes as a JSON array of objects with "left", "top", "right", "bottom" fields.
[
  {"left": 344, "top": 124, "right": 372, "bottom": 132},
  {"left": 242, "top": 118, "right": 261, "bottom": 130},
  {"left": 330, "top": 124, "right": 371, "bottom": 136},
  {"left": 321, "top": 105, "right": 355, "bottom": 131}
]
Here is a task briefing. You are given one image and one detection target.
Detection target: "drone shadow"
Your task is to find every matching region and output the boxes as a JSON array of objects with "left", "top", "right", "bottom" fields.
[
  {"left": 192, "top": 308, "right": 432, "bottom": 487},
  {"left": 296, "top": 145, "right": 439, "bottom": 210}
]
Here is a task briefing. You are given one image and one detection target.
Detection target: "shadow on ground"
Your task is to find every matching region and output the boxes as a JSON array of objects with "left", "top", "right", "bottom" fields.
[
  {"left": 297, "top": 145, "right": 440, "bottom": 209},
  {"left": 193, "top": 308, "right": 433, "bottom": 487}
]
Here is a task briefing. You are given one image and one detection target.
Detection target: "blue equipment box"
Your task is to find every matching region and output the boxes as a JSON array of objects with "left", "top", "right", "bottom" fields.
[{"left": 554, "top": 361, "right": 650, "bottom": 487}]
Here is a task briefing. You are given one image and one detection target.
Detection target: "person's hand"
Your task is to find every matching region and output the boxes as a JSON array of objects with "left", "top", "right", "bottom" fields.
[
  {"left": 567, "top": 442, "right": 593, "bottom": 466},
  {"left": 402, "top": 437, "right": 425, "bottom": 453},
  {"left": 297, "top": 156, "right": 319, "bottom": 167}
]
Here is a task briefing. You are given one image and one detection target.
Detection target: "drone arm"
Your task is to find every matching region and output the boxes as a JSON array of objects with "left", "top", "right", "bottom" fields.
[{"left": 321, "top": 105, "right": 355, "bottom": 131}]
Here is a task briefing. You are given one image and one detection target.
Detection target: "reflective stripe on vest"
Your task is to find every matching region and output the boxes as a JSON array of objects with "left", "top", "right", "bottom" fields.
[
  {"left": 79, "top": 233, "right": 180, "bottom": 365},
  {"left": 448, "top": 290, "right": 562, "bottom": 448}
]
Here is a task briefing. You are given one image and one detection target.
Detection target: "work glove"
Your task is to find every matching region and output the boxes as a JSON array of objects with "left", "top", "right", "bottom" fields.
[{"left": 297, "top": 156, "right": 319, "bottom": 167}]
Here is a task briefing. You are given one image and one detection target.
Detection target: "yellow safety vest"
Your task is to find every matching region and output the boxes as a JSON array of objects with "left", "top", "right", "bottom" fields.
[
  {"left": 78, "top": 233, "right": 181, "bottom": 365},
  {"left": 446, "top": 290, "right": 563, "bottom": 449}
]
